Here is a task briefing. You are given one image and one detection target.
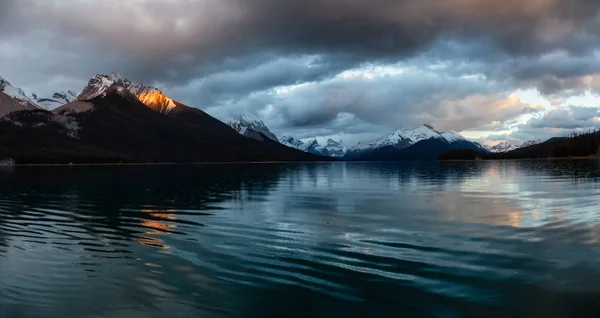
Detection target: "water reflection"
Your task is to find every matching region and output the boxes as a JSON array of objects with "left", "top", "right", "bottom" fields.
[
  {"left": 138, "top": 209, "right": 177, "bottom": 250},
  {"left": 1, "top": 161, "right": 600, "bottom": 317}
]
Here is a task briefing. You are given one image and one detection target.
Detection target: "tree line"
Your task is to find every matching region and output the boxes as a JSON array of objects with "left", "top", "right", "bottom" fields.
[{"left": 440, "top": 129, "right": 600, "bottom": 160}]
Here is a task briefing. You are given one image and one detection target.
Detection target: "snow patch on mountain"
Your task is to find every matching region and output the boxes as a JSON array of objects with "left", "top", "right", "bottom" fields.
[
  {"left": 441, "top": 131, "right": 466, "bottom": 142},
  {"left": 32, "top": 91, "right": 78, "bottom": 109},
  {"left": 227, "top": 114, "right": 280, "bottom": 142},
  {"left": 280, "top": 136, "right": 305, "bottom": 149},
  {"left": 53, "top": 115, "right": 81, "bottom": 138}
]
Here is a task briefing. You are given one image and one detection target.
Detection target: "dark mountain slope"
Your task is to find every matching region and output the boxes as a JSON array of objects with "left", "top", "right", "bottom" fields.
[
  {"left": 349, "top": 137, "right": 487, "bottom": 161},
  {"left": 0, "top": 92, "right": 34, "bottom": 117},
  {"left": 0, "top": 109, "right": 126, "bottom": 163},
  {"left": 499, "top": 138, "right": 566, "bottom": 159},
  {"left": 70, "top": 87, "right": 326, "bottom": 163}
]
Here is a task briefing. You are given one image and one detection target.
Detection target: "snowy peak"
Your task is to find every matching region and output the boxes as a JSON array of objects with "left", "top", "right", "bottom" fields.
[
  {"left": 305, "top": 139, "right": 320, "bottom": 148},
  {"left": 348, "top": 124, "right": 478, "bottom": 156},
  {"left": 326, "top": 138, "right": 342, "bottom": 148},
  {"left": 32, "top": 90, "right": 78, "bottom": 109},
  {"left": 280, "top": 136, "right": 346, "bottom": 158},
  {"left": 53, "top": 91, "right": 78, "bottom": 101},
  {"left": 441, "top": 130, "right": 467, "bottom": 143},
  {"left": 352, "top": 124, "right": 453, "bottom": 152},
  {"left": 398, "top": 125, "right": 443, "bottom": 142},
  {"left": 280, "top": 135, "right": 305, "bottom": 149},
  {"left": 77, "top": 73, "right": 178, "bottom": 114},
  {"left": 486, "top": 139, "right": 543, "bottom": 153},
  {"left": 0, "top": 76, "right": 40, "bottom": 109},
  {"left": 321, "top": 139, "right": 346, "bottom": 158},
  {"left": 227, "top": 113, "right": 279, "bottom": 142}
]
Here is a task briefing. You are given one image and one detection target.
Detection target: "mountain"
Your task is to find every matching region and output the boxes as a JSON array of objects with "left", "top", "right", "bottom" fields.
[
  {"left": 227, "top": 114, "right": 279, "bottom": 142},
  {"left": 345, "top": 124, "right": 487, "bottom": 161},
  {"left": 32, "top": 91, "right": 78, "bottom": 109},
  {"left": 347, "top": 125, "right": 465, "bottom": 155},
  {"left": 319, "top": 139, "right": 346, "bottom": 158},
  {"left": 486, "top": 139, "right": 543, "bottom": 153},
  {"left": 280, "top": 136, "right": 346, "bottom": 158},
  {"left": 76, "top": 72, "right": 179, "bottom": 114},
  {"left": 72, "top": 73, "right": 259, "bottom": 141},
  {"left": 0, "top": 76, "right": 40, "bottom": 110},
  {"left": 0, "top": 73, "right": 327, "bottom": 164}
]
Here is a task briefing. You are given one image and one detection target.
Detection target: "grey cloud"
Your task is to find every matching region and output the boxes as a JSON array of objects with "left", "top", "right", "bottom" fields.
[
  {"left": 410, "top": 41, "right": 600, "bottom": 97},
  {"left": 2, "top": 0, "right": 600, "bottom": 144},
  {"left": 526, "top": 106, "right": 600, "bottom": 129},
  {"left": 509, "top": 127, "right": 576, "bottom": 141},
  {"left": 509, "top": 106, "right": 600, "bottom": 140},
  {"left": 4, "top": 0, "right": 600, "bottom": 85},
  {"left": 274, "top": 113, "right": 389, "bottom": 144},
  {"left": 166, "top": 55, "right": 352, "bottom": 108},
  {"left": 205, "top": 67, "right": 539, "bottom": 139},
  {"left": 486, "top": 134, "right": 511, "bottom": 142}
]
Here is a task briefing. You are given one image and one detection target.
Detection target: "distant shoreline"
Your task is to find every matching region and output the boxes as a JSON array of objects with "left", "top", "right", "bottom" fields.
[
  {"left": 2, "top": 156, "right": 599, "bottom": 166},
  {"left": 441, "top": 155, "right": 600, "bottom": 162},
  {"left": 0, "top": 161, "right": 338, "bottom": 167}
]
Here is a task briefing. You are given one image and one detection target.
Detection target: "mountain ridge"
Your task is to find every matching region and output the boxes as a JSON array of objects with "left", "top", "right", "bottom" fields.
[
  {"left": 345, "top": 124, "right": 485, "bottom": 160},
  {"left": 280, "top": 136, "right": 346, "bottom": 158},
  {"left": 0, "top": 73, "right": 328, "bottom": 164},
  {"left": 485, "top": 139, "right": 543, "bottom": 153}
]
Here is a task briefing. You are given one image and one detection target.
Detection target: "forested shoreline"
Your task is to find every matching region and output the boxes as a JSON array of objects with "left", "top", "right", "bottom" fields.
[{"left": 440, "top": 130, "right": 600, "bottom": 161}]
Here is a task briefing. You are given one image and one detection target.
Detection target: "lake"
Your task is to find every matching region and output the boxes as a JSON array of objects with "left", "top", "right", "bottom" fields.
[{"left": 1, "top": 161, "right": 600, "bottom": 317}]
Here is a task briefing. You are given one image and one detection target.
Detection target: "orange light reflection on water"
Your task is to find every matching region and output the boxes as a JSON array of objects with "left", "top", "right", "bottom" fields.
[{"left": 138, "top": 209, "right": 177, "bottom": 250}]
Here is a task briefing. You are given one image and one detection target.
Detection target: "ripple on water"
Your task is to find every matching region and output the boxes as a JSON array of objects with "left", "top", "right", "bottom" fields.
[{"left": 2, "top": 161, "right": 600, "bottom": 317}]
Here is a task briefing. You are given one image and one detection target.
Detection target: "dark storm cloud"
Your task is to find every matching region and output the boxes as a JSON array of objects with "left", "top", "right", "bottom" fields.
[
  {"left": 0, "top": 0, "right": 18, "bottom": 29},
  {"left": 9, "top": 0, "right": 600, "bottom": 84},
  {"left": 2, "top": 0, "right": 600, "bottom": 142},
  {"left": 169, "top": 55, "right": 354, "bottom": 108}
]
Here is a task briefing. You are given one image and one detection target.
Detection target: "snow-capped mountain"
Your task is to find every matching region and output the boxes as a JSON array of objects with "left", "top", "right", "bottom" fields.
[
  {"left": 345, "top": 124, "right": 486, "bottom": 160},
  {"left": 32, "top": 91, "right": 78, "bottom": 109},
  {"left": 0, "top": 76, "right": 40, "bottom": 109},
  {"left": 320, "top": 139, "right": 346, "bottom": 158},
  {"left": 349, "top": 124, "right": 468, "bottom": 154},
  {"left": 486, "top": 139, "right": 543, "bottom": 153},
  {"left": 227, "top": 114, "right": 279, "bottom": 142},
  {"left": 77, "top": 72, "right": 178, "bottom": 114},
  {"left": 280, "top": 136, "right": 305, "bottom": 149},
  {"left": 280, "top": 136, "right": 347, "bottom": 158}
]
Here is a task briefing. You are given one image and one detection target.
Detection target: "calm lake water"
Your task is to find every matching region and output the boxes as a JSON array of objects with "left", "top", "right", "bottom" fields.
[{"left": 2, "top": 161, "right": 600, "bottom": 317}]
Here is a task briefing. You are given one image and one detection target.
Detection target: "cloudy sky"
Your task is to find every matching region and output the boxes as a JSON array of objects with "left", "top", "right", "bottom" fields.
[{"left": 1, "top": 0, "right": 600, "bottom": 145}]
